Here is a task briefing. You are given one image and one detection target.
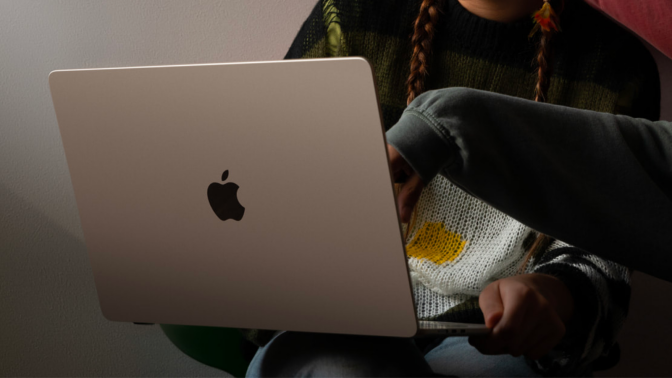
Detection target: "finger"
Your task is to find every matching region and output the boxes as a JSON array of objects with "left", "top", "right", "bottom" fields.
[
  {"left": 387, "top": 144, "right": 406, "bottom": 179},
  {"left": 520, "top": 322, "right": 548, "bottom": 359},
  {"left": 397, "top": 173, "right": 424, "bottom": 223},
  {"left": 514, "top": 301, "right": 559, "bottom": 358},
  {"left": 524, "top": 328, "right": 565, "bottom": 360},
  {"left": 506, "top": 310, "right": 542, "bottom": 357},
  {"left": 493, "top": 282, "right": 537, "bottom": 349},
  {"left": 479, "top": 281, "right": 504, "bottom": 329},
  {"left": 504, "top": 302, "right": 545, "bottom": 357},
  {"left": 470, "top": 282, "right": 507, "bottom": 355},
  {"left": 525, "top": 317, "right": 565, "bottom": 360}
]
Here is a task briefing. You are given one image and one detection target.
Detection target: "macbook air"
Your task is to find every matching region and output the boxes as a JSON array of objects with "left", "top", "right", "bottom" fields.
[{"left": 49, "top": 57, "right": 488, "bottom": 337}]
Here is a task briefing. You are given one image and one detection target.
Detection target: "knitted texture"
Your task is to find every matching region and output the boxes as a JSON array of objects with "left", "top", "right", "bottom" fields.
[{"left": 251, "top": 0, "right": 660, "bottom": 375}]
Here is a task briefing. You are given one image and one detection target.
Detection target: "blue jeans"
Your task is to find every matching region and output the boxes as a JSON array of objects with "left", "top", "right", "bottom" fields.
[{"left": 246, "top": 331, "right": 542, "bottom": 377}]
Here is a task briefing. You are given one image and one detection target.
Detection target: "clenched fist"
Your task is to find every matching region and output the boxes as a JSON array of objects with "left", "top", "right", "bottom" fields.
[{"left": 469, "top": 273, "right": 575, "bottom": 360}]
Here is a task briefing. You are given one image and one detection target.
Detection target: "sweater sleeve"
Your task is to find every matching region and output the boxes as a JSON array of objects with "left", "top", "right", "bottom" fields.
[
  {"left": 285, "top": 0, "right": 348, "bottom": 60},
  {"left": 284, "top": 0, "right": 326, "bottom": 60},
  {"left": 527, "top": 240, "right": 631, "bottom": 375},
  {"left": 385, "top": 87, "right": 672, "bottom": 283}
]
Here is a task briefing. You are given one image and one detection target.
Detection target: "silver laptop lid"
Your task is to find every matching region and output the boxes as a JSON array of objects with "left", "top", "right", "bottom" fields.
[{"left": 49, "top": 58, "right": 418, "bottom": 337}]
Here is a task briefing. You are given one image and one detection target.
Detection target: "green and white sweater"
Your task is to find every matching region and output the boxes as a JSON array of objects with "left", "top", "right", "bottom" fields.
[{"left": 243, "top": 0, "right": 660, "bottom": 375}]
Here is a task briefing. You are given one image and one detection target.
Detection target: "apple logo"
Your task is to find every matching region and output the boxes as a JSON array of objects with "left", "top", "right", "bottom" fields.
[{"left": 207, "top": 170, "right": 245, "bottom": 221}]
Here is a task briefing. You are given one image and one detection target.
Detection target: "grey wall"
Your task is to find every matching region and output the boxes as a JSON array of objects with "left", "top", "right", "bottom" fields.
[
  {"left": 0, "top": 1, "right": 314, "bottom": 376},
  {"left": 0, "top": 0, "right": 670, "bottom": 376}
]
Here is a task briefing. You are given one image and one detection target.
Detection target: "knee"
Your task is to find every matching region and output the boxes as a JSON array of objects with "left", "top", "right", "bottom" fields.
[{"left": 249, "top": 333, "right": 432, "bottom": 377}]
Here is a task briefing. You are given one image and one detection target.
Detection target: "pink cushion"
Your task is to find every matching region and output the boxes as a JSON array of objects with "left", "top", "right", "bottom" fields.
[{"left": 584, "top": 0, "right": 672, "bottom": 60}]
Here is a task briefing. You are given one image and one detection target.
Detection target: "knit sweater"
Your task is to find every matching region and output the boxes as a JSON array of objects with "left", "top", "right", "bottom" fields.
[
  {"left": 386, "top": 88, "right": 659, "bottom": 375},
  {"left": 242, "top": 0, "right": 660, "bottom": 375},
  {"left": 388, "top": 87, "right": 672, "bottom": 284}
]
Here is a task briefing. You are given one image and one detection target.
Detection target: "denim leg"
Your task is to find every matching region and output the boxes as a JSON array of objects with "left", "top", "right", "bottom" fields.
[
  {"left": 246, "top": 331, "right": 435, "bottom": 377},
  {"left": 424, "top": 337, "right": 542, "bottom": 377}
]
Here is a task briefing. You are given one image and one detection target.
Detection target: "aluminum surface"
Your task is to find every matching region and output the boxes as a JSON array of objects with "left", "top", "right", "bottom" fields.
[{"left": 49, "top": 58, "right": 418, "bottom": 337}]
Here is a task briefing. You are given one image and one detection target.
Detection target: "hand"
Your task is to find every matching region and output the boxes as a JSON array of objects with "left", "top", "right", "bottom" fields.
[
  {"left": 469, "top": 273, "right": 574, "bottom": 360},
  {"left": 387, "top": 144, "right": 424, "bottom": 223}
]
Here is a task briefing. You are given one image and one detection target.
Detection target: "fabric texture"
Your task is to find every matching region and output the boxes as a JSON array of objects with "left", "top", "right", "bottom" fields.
[
  {"left": 242, "top": 0, "right": 660, "bottom": 376},
  {"left": 584, "top": 0, "right": 672, "bottom": 60},
  {"left": 386, "top": 87, "right": 672, "bottom": 283}
]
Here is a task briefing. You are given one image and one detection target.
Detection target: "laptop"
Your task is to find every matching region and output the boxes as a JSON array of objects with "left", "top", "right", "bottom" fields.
[{"left": 49, "top": 57, "right": 489, "bottom": 337}]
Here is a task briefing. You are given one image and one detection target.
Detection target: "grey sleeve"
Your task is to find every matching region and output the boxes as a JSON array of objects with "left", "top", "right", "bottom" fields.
[{"left": 385, "top": 87, "right": 672, "bottom": 283}]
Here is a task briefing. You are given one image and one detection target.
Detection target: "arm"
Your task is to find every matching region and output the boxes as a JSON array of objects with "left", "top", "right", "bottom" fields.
[
  {"left": 526, "top": 241, "right": 631, "bottom": 374},
  {"left": 467, "top": 239, "right": 630, "bottom": 373},
  {"left": 386, "top": 87, "right": 672, "bottom": 282},
  {"left": 468, "top": 272, "right": 573, "bottom": 360}
]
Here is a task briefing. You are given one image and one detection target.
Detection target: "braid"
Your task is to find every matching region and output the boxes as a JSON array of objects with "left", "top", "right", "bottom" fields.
[
  {"left": 520, "top": 0, "right": 565, "bottom": 273},
  {"left": 399, "top": 0, "right": 443, "bottom": 242},
  {"left": 518, "top": 232, "right": 554, "bottom": 275},
  {"left": 534, "top": 30, "right": 554, "bottom": 102},
  {"left": 406, "top": 0, "right": 442, "bottom": 105},
  {"left": 401, "top": 0, "right": 566, "bottom": 269}
]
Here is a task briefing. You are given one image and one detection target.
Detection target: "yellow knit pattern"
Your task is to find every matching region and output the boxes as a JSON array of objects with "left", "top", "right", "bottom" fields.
[{"left": 406, "top": 222, "right": 468, "bottom": 265}]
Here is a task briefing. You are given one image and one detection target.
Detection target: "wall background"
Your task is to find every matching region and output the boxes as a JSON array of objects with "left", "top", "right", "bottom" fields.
[
  {"left": 0, "top": 1, "right": 314, "bottom": 376},
  {"left": 0, "top": 1, "right": 669, "bottom": 376}
]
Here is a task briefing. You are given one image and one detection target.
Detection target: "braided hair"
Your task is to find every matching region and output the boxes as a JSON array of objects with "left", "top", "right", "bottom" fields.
[
  {"left": 406, "top": 0, "right": 442, "bottom": 106},
  {"left": 398, "top": 0, "right": 443, "bottom": 241},
  {"left": 521, "top": 0, "right": 564, "bottom": 272},
  {"left": 403, "top": 0, "right": 566, "bottom": 271}
]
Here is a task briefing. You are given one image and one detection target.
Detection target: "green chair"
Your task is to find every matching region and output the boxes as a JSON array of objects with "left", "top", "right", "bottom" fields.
[{"left": 160, "top": 324, "right": 257, "bottom": 377}]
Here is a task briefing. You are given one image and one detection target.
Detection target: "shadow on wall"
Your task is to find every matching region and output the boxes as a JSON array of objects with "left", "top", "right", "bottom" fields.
[
  {"left": 596, "top": 271, "right": 672, "bottom": 377},
  {"left": 0, "top": 182, "right": 224, "bottom": 377}
]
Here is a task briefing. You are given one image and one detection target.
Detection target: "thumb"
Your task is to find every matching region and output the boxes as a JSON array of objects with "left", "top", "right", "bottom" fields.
[
  {"left": 397, "top": 172, "right": 424, "bottom": 223},
  {"left": 479, "top": 281, "right": 504, "bottom": 329},
  {"left": 387, "top": 144, "right": 413, "bottom": 182}
]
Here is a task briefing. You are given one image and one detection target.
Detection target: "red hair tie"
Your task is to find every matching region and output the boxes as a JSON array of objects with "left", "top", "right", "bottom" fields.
[{"left": 529, "top": 0, "right": 561, "bottom": 38}]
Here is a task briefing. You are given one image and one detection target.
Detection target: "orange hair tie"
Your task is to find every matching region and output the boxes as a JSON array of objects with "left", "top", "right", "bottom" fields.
[{"left": 529, "top": 0, "right": 561, "bottom": 38}]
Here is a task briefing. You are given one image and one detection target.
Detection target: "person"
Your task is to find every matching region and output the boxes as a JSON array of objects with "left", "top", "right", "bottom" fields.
[
  {"left": 388, "top": 87, "right": 672, "bottom": 284},
  {"left": 243, "top": 0, "right": 660, "bottom": 376},
  {"left": 386, "top": 0, "right": 672, "bottom": 282}
]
